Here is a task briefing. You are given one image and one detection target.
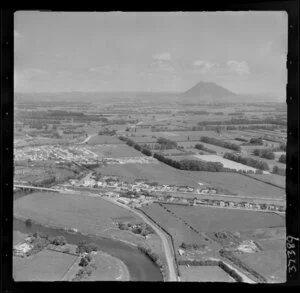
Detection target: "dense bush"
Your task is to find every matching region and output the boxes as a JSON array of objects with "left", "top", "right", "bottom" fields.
[
  {"left": 157, "top": 137, "right": 178, "bottom": 149},
  {"left": 278, "top": 154, "right": 286, "bottom": 163},
  {"left": 253, "top": 149, "right": 275, "bottom": 160},
  {"left": 25, "top": 218, "right": 32, "bottom": 227},
  {"left": 249, "top": 137, "right": 263, "bottom": 145},
  {"left": 272, "top": 166, "right": 285, "bottom": 176},
  {"left": 76, "top": 241, "right": 99, "bottom": 254},
  {"left": 49, "top": 236, "right": 67, "bottom": 246},
  {"left": 79, "top": 254, "right": 92, "bottom": 267},
  {"left": 235, "top": 137, "right": 248, "bottom": 142},
  {"left": 195, "top": 144, "right": 217, "bottom": 154},
  {"left": 200, "top": 136, "right": 241, "bottom": 151},
  {"left": 153, "top": 153, "right": 225, "bottom": 172},
  {"left": 219, "top": 250, "right": 267, "bottom": 282},
  {"left": 223, "top": 152, "right": 269, "bottom": 170},
  {"left": 141, "top": 148, "right": 152, "bottom": 156}
]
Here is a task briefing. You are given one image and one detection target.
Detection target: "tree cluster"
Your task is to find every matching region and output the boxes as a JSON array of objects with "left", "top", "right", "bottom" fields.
[
  {"left": 153, "top": 153, "right": 224, "bottom": 172},
  {"left": 278, "top": 154, "right": 286, "bottom": 163},
  {"left": 272, "top": 166, "right": 285, "bottom": 176},
  {"left": 200, "top": 136, "right": 241, "bottom": 151},
  {"left": 223, "top": 152, "right": 269, "bottom": 170},
  {"left": 76, "top": 241, "right": 99, "bottom": 254},
  {"left": 195, "top": 143, "right": 217, "bottom": 154},
  {"left": 157, "top": 137, "right": 178, "bottom": 149},
  {"left": 253, "top": 149, "right": 275, "bottom": 160},
  {"left": 249, "top": 137, "right": 264, "bottom": 145}
]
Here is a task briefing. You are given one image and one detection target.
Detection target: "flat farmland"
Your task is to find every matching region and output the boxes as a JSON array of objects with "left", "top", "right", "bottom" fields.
[
  {"left": 98, "top": 163, "right": 204, "bottom": 187},
  {"left": 131, "top": 136, "right": 158, "bottom": 143},
  {"left": 141, "top": 203, "right": 215, "bottom": 251},
  {"left": 150, "top": 131, "right": 233, "bottom": 142},
  {"left": 13, "top": 231, "right": 27, "bottom": 246},
  {"left": 14, "top": 192, "right": 140, "bottom": 236},
  {"left": 191, "top": 141, "right": 236, "bottom": 155},
  {"left": 179, "top": 265, "right": 235, "bottom": 282},
  {"left": 88, "top": 252, "right": 129, "bottom": 281},
  {"left": 234, "top": 250, "right": 286, "bottom": 283},
  {"left": 245, "top": 154, "right": 286, "bottom": 170},
  {"left": 189, "top": 172, "right": 285, "bottom": 199},
  {"left": 13, "top": 250, "right": 77, "bottom": 281},
  {"left": 161, "top": 204, "right": 285, "bottom": 232},
  {"left": 246, "top": 174, "right": 285, "bottom": 188},
  {"left": 89, "top": 144, "right": 145, "bottom": 158},
  {"left": 193, "top": 155, "right": 257, "bottom": 172},
  {"left": 257, "top": 239, "right": 285, "bottom": 251},
  {"left": 88, "top": 135, "right": 123, "bottom": 145}
]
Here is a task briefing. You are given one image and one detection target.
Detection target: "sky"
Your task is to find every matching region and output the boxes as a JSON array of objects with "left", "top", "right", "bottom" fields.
[{"left": 14, "top": 11, "right": 287, "bottom": 97}]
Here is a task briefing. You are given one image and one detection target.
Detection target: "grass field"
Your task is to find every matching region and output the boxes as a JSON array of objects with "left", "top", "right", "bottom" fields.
[
  {"left": 89, "top": 252, "right": 129, "bottom": 281},
  {"left": 88, "top": 135, "right": 123, "bottom": 145},
  {"left": 14, "top": 192, "right": 140, "bottom": 236},
  {"left": 150, "top": 131, "right": 233, "bottom": 142},
  {"left": 161, "top": 204, "right": 285, "bottom": 232},
  {"left": 235, "top": 250, "right": 286, "bottom": 283},
  {"left": 193, "top": 155, "right": 257, "bottom": 172},
  {"left": 141, "top": 203, "right": 218, "bottom": 252},
  {"left": 13, "top": 231, "right": 27, "bottom": 246},
  {"left": 13, "top": 250, "right": 77, "bottom": 281},
  {"left": 257, "top": 239, "right": 285, "bottom": 251},
  {"left": 98, "top": 162, "right": 206, "bottom": 187},
  {"left": 189, "top": 172, "right": 285, "bottom": 199},
  {"left": 89, "top": 144, "right": 145, "bottom": 158},
  {"left": 246, "top": 174, "right": 285, "bottom": 188},
  {"left": 179, "top": 265, "right": 235, "bottom": 282}
]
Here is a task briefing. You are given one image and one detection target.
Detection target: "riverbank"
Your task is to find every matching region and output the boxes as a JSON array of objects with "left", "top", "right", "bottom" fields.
[{"left": 13, "top": 216, "right": 163, "bottom": 281}]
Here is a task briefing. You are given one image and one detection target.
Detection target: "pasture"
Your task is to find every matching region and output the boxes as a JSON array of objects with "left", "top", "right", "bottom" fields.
[
  {"left": 88, "top": 135, "right": 123, "bottom": 145},
  {"left": 193, "top": 154, "right": 257, "bottom": 172},
  {"left": 140, "top": 203, "right": 215, "bottom": 252},
  {"left": 98, "top": 163, "right": 204, "bottom": 187},
  {"left": 14, "top": 192, "right": 140, "bottom": 236},
  {"left": 179, "top": 265, "right": 235, "bottom": 282},
  {"left": 161, "top": 204, "right": 285, "bottom": 232},
  {"left": 13, "top": 250, "right": 77, "bottom": 281},
  {"left": 189, "top": 171, "right": 285, "bottom": 199},
  {"left": 246, "top": 174, "right": 285, "bottom": 188},
  {"left": 234, "top": 250, "right": 286, "bottom": 283},
  {"left": 88, "top": 144, "right": 145, "bottom": 158}
]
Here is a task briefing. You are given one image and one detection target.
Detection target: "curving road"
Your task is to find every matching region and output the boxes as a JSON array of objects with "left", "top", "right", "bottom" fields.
[{"left": 99, "top": 196, "right": 178, "bottom": 281}]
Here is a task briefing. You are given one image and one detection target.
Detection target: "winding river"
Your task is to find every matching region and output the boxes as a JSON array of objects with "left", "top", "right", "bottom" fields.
[{"left": 13, "top": 192, "right": 163, "bottom": 281}]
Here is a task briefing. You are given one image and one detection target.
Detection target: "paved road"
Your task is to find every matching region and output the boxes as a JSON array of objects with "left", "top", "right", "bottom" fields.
[
  {"left": 76, "top": 133, "right": 97, "bottom": 145},
  {"left": 100, "top": 196, "right": 178, "bottom": 282}
]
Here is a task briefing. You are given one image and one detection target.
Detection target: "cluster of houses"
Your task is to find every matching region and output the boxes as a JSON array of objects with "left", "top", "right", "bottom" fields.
[
  {"left": 68, "top": 176, "right": 218, "bottom": 195},
  {"left": 102, "top": 157, "right": 158, "bottom": 165},
  {"left": 159, "top": 196, "right": 285, "bottom": 213},
  {"left": 14, "top": 145, "right": 98, "bottom": 164},
  {"left": 13, "top": 237, "right": 34, "bottom": 257}
]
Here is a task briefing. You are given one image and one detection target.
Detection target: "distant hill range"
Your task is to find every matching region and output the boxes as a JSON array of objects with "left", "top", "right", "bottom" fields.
[{"left": 15, "top": 81, "right": 284, "bottom": 103}]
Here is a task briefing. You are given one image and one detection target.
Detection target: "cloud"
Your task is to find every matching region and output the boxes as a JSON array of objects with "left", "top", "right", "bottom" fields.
[
  {"left": 152, "top": 52, "right": 172, "bottom": 61},
  {"left": 88, "top": 66, "right": 115, "bottom": 75},
  {"left": 227, "top": 60, "right": 250, "bottom": 75},
  {"left": 193, "top": 60, "right": 219, "bottom": 73}
]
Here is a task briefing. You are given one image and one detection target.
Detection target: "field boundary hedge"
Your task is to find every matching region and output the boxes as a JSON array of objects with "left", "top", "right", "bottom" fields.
[
  {"left": 136, "top": 207, "right": 181, "bottom": 278},
  {"left": 219, "top": 250, "right": 267, "bottom": 283},
  {"left": 178, "top": 259, "right": 243, "bottom": 282},
  {"left": 239, "top": 173, "right": 285, "bottom": 190}
]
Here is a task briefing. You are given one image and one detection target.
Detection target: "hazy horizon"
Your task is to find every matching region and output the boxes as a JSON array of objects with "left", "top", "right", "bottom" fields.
[{"left": 15, "top": 11, "right": 287, "bottom": 98}]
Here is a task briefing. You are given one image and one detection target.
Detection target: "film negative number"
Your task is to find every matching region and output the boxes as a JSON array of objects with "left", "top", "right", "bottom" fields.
[{"left": 287, "top": 235, "right": 298, "bottom": 274}]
